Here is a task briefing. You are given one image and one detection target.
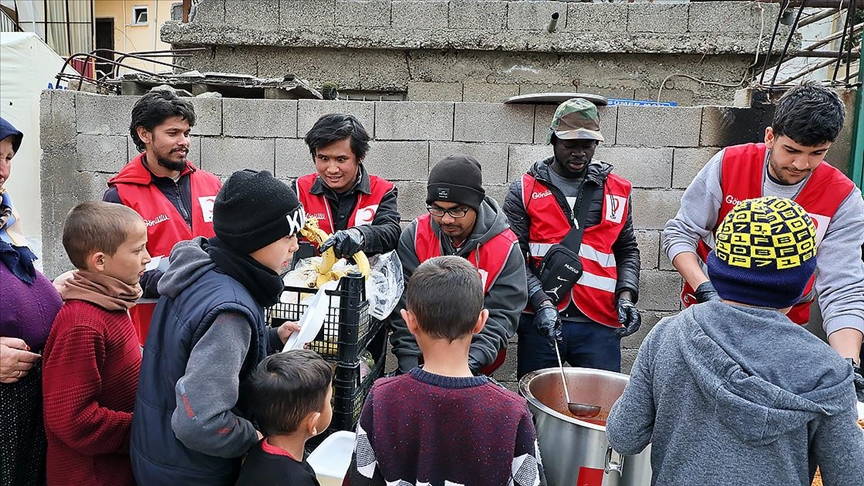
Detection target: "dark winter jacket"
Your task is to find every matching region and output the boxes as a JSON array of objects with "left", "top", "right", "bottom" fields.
[{"left": 503, "top": 157, "right": 640, "bottom": 310}]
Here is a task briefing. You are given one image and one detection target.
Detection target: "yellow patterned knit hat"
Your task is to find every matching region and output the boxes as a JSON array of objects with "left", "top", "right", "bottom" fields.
[{"left": 707, "top": 196, "right": 817, "bottom": 309}]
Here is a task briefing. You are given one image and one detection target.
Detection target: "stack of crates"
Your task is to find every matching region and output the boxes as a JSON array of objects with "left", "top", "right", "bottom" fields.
[{"left": 265, "top": 272, "right": 386, "bottom": 434}]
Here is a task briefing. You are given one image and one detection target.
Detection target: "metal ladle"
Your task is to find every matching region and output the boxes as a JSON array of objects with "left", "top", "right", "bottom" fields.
[{"left": 553, "top": 343, "right": 601, "bottom": 418}]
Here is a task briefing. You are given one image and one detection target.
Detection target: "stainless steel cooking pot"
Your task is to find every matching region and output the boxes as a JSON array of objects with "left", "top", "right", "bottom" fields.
[{"left": 519, "top": 367, "right": 652, "bottom": 486}]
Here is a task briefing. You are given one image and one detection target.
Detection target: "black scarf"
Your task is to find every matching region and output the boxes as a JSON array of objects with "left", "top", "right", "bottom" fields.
[{"left": 206, "top": 237, "right": 283, "bottom": 308}]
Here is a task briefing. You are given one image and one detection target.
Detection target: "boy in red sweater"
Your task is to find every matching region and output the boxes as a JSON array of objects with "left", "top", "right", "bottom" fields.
[
  {"left": 42, "top": 201, "right": 150, "bottom": 486},
  {"left": 345, "top": 256, "right": 544, "bottom": 486}
]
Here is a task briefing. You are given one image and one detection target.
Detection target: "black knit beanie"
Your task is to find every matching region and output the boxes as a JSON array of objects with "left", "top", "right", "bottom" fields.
[
  {"left": 426, "top": 154, "right": 485, "bottom": 212},
  {"left": 213, "top": 170, "right": 305, "bottom": 254}
]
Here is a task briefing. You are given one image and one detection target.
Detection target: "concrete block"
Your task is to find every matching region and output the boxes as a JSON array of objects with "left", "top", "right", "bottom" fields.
[
  {"left": 485, "top": 183, "right": 509, "bottom": 208},
  {"left": 630, "top": 188, "right": 684, "bottom": 230},
  {"left": 621, "top": 348, "right": 637, "bottom": 374},
  {"left": 627, "top": 3, "right": 688, "bottom": 34},
  {"left": 689, "top": 1, "right": 775, "bottom": 34},
  {"left": 191, "top": 0, "right": 224, "bottom": 24},
  {"left": 335, "top": 0, "right": 390, "bottom": 27},
  {"left": 635, "top": 229, "right": 660, "bottom": 270},
  {"left": 188, "top": 97, "right": 222, "bottom": 136},
  {"left": 393, "top": 181, "right": 428, "bottom": 221},
  {"left": 672, "top": 147, "right": 719, "bottom": 189},
  {"left": 356, "top": 50, "right": 410, "bottom": 92},
  {"left": 76, "top": 135, "right": 128, "bottom": 173},
  {"left": 375, "top": 102, "right": 454, "bottom": 141},
  {"left": 507, "top": 1, "right": 567, "bottom": 31},
  {"left": 518, "top": 84, "right": 579, "bottom": 96},
  {"left": 659, "top": 247, "right": 676, "bottom": 272},
  {"left": 280, "top": 0, "right": 336, "bottom": 27},
  {"left": 463, "top": 83, "right": 519, "bottom": 103},
  {"left": 638, "top": 270, "right": 683, "bottom": 312},
  {"left": 76, "top": 94, "right": 137, "bottom": 135},
  {"left": 226, "top": 0, "right": 278, "bottom": 31},
  {"left": 507, "top": 144, "right": 551, "bottom": 180},
  {"left": 223, "top": 99, "right": 297, "bottom": 138},
  {"left": 364, "top": 141, "right": 429, "bottom": 181},
  {"left": 454, "top": 103, "right": 534, "bottom": 144},
  {"left": 594, "top": 147, "right": 672, "bottom": 188},
  {"left": 449, "top": 1, "right": 507, "bottom": 30},
  {"left": 392, "top": 0, "right": 448, "bottom": 30},
  {"left": 200, "top": 137, "right": 275, "bottom": 176},
  {"left": 616, "top": 106, "right": 702, "bottom": 148},
  {"left": 700, "top": 106, "right": 767, "bottom": 148},
  {"left": 429, "top": 141, "right": 508, "bottom": 183},
  {"left": 40, "top": 90, "right": 78, "bottom": 150},
  {"left": 534, "top": 104, "right": 617, "bottom": 145},
  {"left": 275, "top": 138, "right": 313, "bottom": 179},
  {"left": 407, "top": 82, "right": 463, "bottom": 102},
  {"left": 565, "top": 3, "right": 626, "bottom": 32},
  {"left": 634, "top": 88, "right": 695, "bottom": 107},
  {"left": 297, "top": 100, "right": 375, "bottom": 138}
]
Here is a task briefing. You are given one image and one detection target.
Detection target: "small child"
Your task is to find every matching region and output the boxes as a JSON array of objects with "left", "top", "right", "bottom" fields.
[
  {"left": 42, "top": 201, "right": 151, "bottom": 486},
  {"left": 235, "top": 349, "right": 334, "bottom": 486},
  {"left": 606, "top": 196, "right": 864, "bottom": 486},
  {"left": 345, "top": 255, "right": 543, "bottom": 486}
]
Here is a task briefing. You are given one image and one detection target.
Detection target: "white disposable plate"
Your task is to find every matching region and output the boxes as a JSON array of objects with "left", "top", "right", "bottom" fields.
[
  {"left": 857, "top": 401, "right": 864, "bottom": 420},
  {"left": 282, "top": 280, "right": 337, "bottom": 352},
  {"left": 307, "top": 430, "right": 356, "bottom": 483}
]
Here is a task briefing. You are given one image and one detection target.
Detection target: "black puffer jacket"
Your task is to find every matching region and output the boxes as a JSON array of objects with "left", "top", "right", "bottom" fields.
[{"left": 503, "top": 157, "right": 641, "bottom": 311}]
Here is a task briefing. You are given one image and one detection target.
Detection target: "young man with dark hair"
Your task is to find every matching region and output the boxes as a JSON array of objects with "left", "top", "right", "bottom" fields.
[
  {"left": 503, "top": 98, "right": 642, "bottom": 378},
  {"left": 103, "top": 90, "right": 222, "bottom": 345},
  {"left": 610, "top": 197, "right": 864, "bottom": 486},
  {"left": 43, "top": 201, "right": 151, "bottom": 486},
  {"left": 235, "top": 349, "right": 333, "bottom": 486},
  {"left": 346, "top": 256, "right": 543, "bottom": 486},
  {"left": 663, "top": 82, "right": 864, "bottom": 385},
  {"left": 390, "top": 154, "right": 527, "bottom": 376}
]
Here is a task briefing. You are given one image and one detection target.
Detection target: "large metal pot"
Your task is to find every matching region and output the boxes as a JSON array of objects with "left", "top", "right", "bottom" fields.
[{"left": 519, "top": 367, "right": 652, "bottom": 486}]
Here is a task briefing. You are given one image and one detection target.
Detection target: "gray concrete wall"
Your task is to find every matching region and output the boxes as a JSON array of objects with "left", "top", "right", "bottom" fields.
[
  {"left": 162, "top": 1, "right": 790, "bottom": 106},
  {"left": 41, "top": 89, "right": 851, "bottom": 382}
]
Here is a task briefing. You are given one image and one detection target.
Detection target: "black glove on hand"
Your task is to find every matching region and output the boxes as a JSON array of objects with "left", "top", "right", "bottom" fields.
[
  {"left": 845, "top": 358, "right": 864, "bottom": 402},
  {"left": 694, "top": 281, "right": 721, "bottom": 303},
  {"left": 616, "top": 298, "right": 641, "bottom": 338},
  {"left": 319, "top": 228, "right": 365, "bottom": 259},
  {"left": 535, "top": 302, "right": 563, "bottom": 345}
]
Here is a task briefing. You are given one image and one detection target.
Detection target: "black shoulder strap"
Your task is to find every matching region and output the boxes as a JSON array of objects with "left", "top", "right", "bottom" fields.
[{"left": 559, "top": 182, "right": 598, "bottom": 253}]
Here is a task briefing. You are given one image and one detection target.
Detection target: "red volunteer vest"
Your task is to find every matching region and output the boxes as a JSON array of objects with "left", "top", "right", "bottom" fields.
[
  {"left": 295, "top": 173, "right": 394, "bottom": 245},
  {"left": 522, "top": 174, "right": 632, "bottom": 327},
  {"left": 413, "top": 213, "right": 519, "bottom": 374},
  {"left": 681, "top": 143, "right": 854, "bottom": 324},
  {"left": 110, "top": 154, "right": 222, "bottom": 344}
]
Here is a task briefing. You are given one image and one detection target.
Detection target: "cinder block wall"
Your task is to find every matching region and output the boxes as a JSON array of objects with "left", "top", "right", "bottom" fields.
[{"left": 36, "top": 90, "right": 784, "bottom": 379}]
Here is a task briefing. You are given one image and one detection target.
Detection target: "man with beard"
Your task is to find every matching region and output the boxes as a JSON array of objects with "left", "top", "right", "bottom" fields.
[
  {"left": 390, "top": 154, "right": 527, "bottom": 375},
  {"left": 103, "top": 90, "right": 221, "bottom": 345},
  {"left": 663, "top": 83, "right": 864, "bottom": 383},
  {"left": 503, "top": 98, "right": 641, "bottom": 377}
]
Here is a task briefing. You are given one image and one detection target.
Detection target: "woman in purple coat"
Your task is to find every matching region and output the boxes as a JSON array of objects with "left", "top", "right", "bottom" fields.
[{"left": 0, "top": 117, "right": 63, "bottom": 486}]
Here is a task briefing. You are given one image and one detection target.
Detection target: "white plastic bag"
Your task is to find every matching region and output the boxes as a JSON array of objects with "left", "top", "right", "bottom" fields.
[{"left": 364, "top": 251, "right": 403, "bottom": 321}]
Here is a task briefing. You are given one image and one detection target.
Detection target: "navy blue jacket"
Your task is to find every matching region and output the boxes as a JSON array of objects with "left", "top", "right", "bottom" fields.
[{"left": 130, "top": 266, "right": 267, "bottom": 486}]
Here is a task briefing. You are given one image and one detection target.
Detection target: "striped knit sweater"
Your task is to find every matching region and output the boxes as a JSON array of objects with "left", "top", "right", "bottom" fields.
[
  {"left": 344, "top": 368, "right": 543, "bottom": 486},
  {"left": 42, "top": 300, "right": 141, "bottom": 486}
]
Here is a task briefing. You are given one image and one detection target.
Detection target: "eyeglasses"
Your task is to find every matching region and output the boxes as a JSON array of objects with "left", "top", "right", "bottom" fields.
[{"left": 427, "top": 206, "right": 470, "bottom": 219}]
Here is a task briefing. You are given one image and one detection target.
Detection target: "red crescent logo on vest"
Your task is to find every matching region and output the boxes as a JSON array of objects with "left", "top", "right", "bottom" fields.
[
  {"left": 353, "top": 205, "right": 379, "bottom": 226},
  {"left": 198, "top": 196, "right": 216, "bottom": 223}
]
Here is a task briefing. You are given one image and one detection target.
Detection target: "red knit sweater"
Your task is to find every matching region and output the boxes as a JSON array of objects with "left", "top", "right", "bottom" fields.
[{"left": 42, "top": 300, "right": 141, "bottom": 486}]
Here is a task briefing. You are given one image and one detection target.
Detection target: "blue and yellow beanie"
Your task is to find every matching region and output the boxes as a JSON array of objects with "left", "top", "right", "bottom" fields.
[{"left": 707, "top": 196, "right": 817, "bottom": 309}]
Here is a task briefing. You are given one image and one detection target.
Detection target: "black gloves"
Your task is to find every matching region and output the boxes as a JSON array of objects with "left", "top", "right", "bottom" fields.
[
  {"left": 319, "top": 228, "right": 365, "bottom": 259},
  {"left": 694, "top": 281, "right": 721, "bottom": 303},
  {"left": 845, "top": 358, "right": 864, "bottom": 402},
  {"left": 616, "top": 298, "right": 641, "bottom": 338},
  {"left": 535, "top": 302, "right": 563, "bottom": 346}
]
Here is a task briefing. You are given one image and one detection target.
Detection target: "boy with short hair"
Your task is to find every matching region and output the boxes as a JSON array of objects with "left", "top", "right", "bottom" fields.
[
  {"left": 42, "top": 201, "right": 151, "bottom": 486},
  {"left": 345, "top": 255, "right": 543, "bottom": 486},
  {"left": 607, "top": 196, "right": 864, "bottom": 486},
  {"left": 235, "top": 349, "right": 334, "bottom": 485}
]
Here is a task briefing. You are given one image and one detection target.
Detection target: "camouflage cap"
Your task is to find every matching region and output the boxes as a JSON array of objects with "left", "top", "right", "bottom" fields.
[{"left": 546, "top": 98, "right": 604, "bottom": 144}]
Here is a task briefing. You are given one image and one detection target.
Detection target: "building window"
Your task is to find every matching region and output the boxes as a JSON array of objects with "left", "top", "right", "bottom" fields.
[{"left": 132, "top": 6, "right": 148, "bottom": 26}]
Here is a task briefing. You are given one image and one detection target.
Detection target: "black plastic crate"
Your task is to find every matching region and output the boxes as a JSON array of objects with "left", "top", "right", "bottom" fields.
[
  {"left": 331, "top": 343, "right": 387, "bottom": 432},
  {"left": 266, "top": 273, "right": 383, "bottom": 364}
]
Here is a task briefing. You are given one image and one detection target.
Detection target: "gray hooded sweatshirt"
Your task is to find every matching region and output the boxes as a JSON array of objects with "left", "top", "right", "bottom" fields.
[
  {"left": 606, "top": 302, "right": 864, "bottom": 486},
  {"left": 390, "top": 196, "right": 528, "bottom": 374}
]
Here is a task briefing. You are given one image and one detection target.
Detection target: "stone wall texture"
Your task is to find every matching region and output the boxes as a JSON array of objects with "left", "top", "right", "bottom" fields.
[
  {"left": 42, "top": 89, "right": 849, "bottom": 382},
  {"left": 161, "top": 1, "right": 792, "bottom": 106}
]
